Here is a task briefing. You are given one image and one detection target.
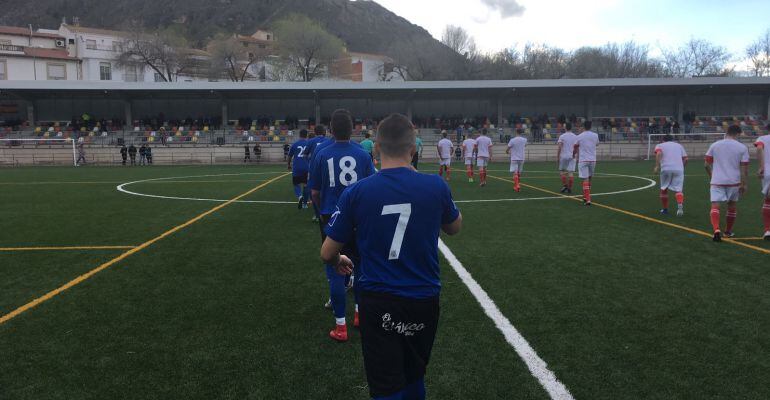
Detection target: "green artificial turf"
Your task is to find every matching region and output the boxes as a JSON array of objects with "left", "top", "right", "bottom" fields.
[{"left": 0, "top": 161, "right": 768, "bottom": 399}]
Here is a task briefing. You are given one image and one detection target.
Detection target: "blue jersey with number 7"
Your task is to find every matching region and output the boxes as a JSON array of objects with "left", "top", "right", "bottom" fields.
[
  {"left": 325, "top": 167, "right": 460, "bottom": 299},
  {"left": 310, "top": 141, "right": 375, "bottom": 215}
]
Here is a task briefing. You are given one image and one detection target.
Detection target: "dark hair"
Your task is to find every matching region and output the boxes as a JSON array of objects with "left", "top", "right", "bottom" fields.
[
  {"left": 663, "top": 134, "right": 673, "bottom": 142},
  {"left": 442, "top": 131, "right": 448, "bottom": 138},
  {"left": 299, "top": 129, "right": 308, "bottom": 138},
  {"left": 364, "top": 131, "right": 371, "bottom": 139},
  {"left": 565, "top": 122, "right": 572, "bottom": 131},
  {"left": 583, "top": 121, "right": 592, "bottom": 130},
  {"left": 482, "top": 128, "right": 488, "bottom": 135},
  {"left": 330, "top": 109, "right": 353, "bottom": 140},
  {"left": 376, "top": 113, "right": 415, "bottom": 158},
  {"left": 727, "top": 125, "right": 742, "bottom": 136},
  {"left": 314, "top": 124, "right": 326, "bottom": 136}
]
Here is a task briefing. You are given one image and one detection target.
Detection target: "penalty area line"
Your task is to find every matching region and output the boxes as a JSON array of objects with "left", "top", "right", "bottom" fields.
[
  {"left": 438, "top": 239, "right": 574, "bottom": 400},
  {"left": 0, "top": 245, "right": 136, "bottom": 252},
  {"left": 0, "top": 173, "right": 290, "bottom": 327}
]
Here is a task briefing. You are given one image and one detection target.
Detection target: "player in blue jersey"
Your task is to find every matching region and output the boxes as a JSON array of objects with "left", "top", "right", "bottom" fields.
[
  {"left": 287, "top": 129, "right": 310, "bottom": 209},
  {"left": 306, "top": 125, "right": 329, "bottom": 222},
  {"left": 311, "top": 109, "right": 376, "bottom": 342},
  {"left": 322, "top": 113, "right": 462, "bottom": 400}
]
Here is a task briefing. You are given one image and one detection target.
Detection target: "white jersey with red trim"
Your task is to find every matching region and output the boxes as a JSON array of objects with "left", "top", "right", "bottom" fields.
[
  {"left": 654, "top": 141, "right": 688, "bottom": 172},
  {"left": 575, "top": 130, "right": 599, "bottom": 162},
  {"left": 705, "top": 139, "right": 750, "bottom": 186},
  {"left": 437, "top": 138, "right": 453, "bottom": 159},
  {"left": 476, "top": 135, "right": 493, "bottom": 158},
  {"left": 557, "top": 131, "right": 578, "bottom": 160},
  {"left": 507, "top": 136, "right": 527, "bottom": 161},
  {"left": 462, "top": 138, "right": 477, "bottom": 157},
  {"left": 755, "top": 135, "right": 770, "bottom": 173}
]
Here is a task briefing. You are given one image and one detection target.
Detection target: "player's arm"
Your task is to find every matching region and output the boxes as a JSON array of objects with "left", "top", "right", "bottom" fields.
[
  {"left": 321, "top": 238, "right": 354, "bottom": 275},
  {"left": 556, "top": 142, "right": 563, "bottom": 166},
  {"left": 682, "top": 156, "right": 688, "bottom": 167},
  {"left": 756, "top": 142, "right": 765, "bottom": 177},
  {"left": 573, "top": 143, "right": 580, "bottom": 161},
  {"left": 740, "top": 162, "right": 749, "bottom": 194},
  {"left": 654, "top": 149, "right": 662, "bottom": 174},
  {"left": 704, "top": 156, "right": 713, "bottom": 177},
  {"left": 442, "top": 213, "right": 462, "bottom": 236}
]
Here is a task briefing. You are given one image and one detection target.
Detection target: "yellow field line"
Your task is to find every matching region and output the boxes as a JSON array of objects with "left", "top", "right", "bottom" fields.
[
  {"left": 0, "top": 172, "right": 289, "bottom": 327},
  {"left": 488, "top": 175, "right": 770, "bottom": 256},
  {"left": 731, "top": 237, "right": 768, "bottom": 241},
  {"left": 0, "top": 246, "right": 136, "bottom": 252}
]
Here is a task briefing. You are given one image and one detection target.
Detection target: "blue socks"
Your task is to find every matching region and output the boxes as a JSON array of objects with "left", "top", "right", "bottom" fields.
[
  {"left": 373, "top": 379, "right": 425, "bottom": 400},
  {"left": 293, "top": 184, "right": 302, "bottom": 199},
  {"left": 325, "top": 265, "right": 346, "bottom": 319}
]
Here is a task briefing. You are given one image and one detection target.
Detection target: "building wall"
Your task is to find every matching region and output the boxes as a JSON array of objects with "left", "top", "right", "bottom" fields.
[{"left": 0, "top": 56, "right": 78, "bottom": 80}]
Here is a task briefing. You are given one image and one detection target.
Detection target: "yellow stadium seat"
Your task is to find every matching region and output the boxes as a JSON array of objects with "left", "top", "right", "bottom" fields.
[{"left": 203, "top": 126, "right": 209, "bottom": 132}]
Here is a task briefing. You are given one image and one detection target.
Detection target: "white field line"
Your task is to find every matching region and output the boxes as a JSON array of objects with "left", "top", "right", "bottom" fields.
[
  {"left": 117, "top": 172, "right": 655, "bottom": 206},
  {"left": 438, "top": 239, "right": 575, "bottom": 400}
]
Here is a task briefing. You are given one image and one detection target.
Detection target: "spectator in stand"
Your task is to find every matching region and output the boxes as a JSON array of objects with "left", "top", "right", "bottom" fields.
[
  {"left": 128, "top": 144, "right": 137, "bottom": 166},
  {"left": 254, "top": 143, "right": 262, "bottom": 162},
  {"left": 146, "top": 145, "right": 153, "bottom": 165},
  {"left": 244, "top": 145, "right": 252, "bottom": 163},
  {"left": 160, "top": 127, "right": 168, "bottom": 146},
  {"left": 120, "top": 144, "right": 128, "bottom": 166},
  {"left": 673, "top": 121, "right": 681, "bottom": 134},
  {"left": 139, "top": 144, "right": 147, "bottom": 166}
]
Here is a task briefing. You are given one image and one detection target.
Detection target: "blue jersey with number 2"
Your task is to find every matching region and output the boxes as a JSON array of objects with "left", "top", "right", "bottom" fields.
[
  {"left": 288, "top": 140, "right": 309, "bottom": 176},
  {"left": 325, "top": 167, "right": 460, "bottom": 299}
]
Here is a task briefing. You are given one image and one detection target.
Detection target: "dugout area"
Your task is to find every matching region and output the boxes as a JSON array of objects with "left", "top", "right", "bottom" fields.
[{"left": 0, "top": 161, "right": 769, "bottom": 399}]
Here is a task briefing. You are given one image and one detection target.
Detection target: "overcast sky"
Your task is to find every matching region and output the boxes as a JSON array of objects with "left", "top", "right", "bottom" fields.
[{"left": 373, "top": 0, "right": 770, "bottom": 57}]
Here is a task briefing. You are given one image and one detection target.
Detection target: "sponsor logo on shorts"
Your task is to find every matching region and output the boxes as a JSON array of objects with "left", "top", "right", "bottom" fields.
[{"left": 381, "top": 313, "right": 425, "bottom": 337}]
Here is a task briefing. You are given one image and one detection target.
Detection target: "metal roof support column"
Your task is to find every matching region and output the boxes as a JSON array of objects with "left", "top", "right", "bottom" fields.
[
  {"left": 314, "top": 91, "right": 321, "bottom": 125},
  {"left": 123, "top": 99, "right": 132, "bottom": 130}
]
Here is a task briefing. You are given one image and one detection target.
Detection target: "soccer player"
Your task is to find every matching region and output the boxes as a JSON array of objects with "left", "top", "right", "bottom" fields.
[
  {"left": 412, "top": 134, "right": 424, "bottom": 169},
  {"left": 507, "top": 129, "right": 527, "bottom": 192},
  {"left": 311, "top": 109, "right": 375, "bottom": 342},
  {"left": 476, "top": 128, "right": 493, "bottom": 186},
  {"left": 119, "top": 144, "right": 128, "bottom": 166},
  {"left": 437, "top": 131, "right": 454, "bottom": 180},
  {"left": 556, "top": 122, "right": 578, "bottom": 193},
  {"left": 361, "top": 131, "right": 375, "bottom": 161},
  {"left": 462, "top": 134, "right": 477, "bottom": 182},
  {"left": 321, "top": 113, "right": 462, "bottom": 400},
  {"left": 306, "top": 125, "right": 328, "bottom": 222},
  {"left": 755, "top": 126, "right": 770, "bottom": 240},
  {"left": 653, "top": 135, "right": 688, "bottom": 216},
  {"left": 573, "top": 121, "right": 600, "bottom": 206},
  {"left": 705, "top": 125, "right": 750, "bottom": 242},
  {"left": 288, "top": 129, "right": 310, "bottom": 209}
]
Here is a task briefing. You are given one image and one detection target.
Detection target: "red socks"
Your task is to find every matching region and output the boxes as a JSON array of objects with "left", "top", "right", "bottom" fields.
[
  {"left": 568, "top": 177, "right": 574, "bottom": 190},
  {"left": 439, "top": 166, "right": 444, "bottom": 176},
  {"left": 514, "top": 173, "right": 520, "bottom": 190},
  {"left": 582, "top": 181, "right": 591, "bottom": 202},
  {"left": 466, "top": 166, "right": 473, "bottom": 178},
  {"left": 561, "top": 175, "right": 567, "bottom": 186},
  {"left": 710, "top": 206, "right": 721, "bottom": 233},
  {"left": 675, "top": 192, "right": 684, "bottom": 206},
  {"left": 660, "top": 189, "right": 669, "bottom": 209},
  {"left": 446, "top": 167, "right": 451, "bottom": 179},
  {"left": 763, "top": 199, "right": 770, "bottom": 231},
  {"left": 726, "top": 207, "right": 737, "bottom": 233},
  {"left": 480, "top": 169, "right": 487, "bottom": 184}
]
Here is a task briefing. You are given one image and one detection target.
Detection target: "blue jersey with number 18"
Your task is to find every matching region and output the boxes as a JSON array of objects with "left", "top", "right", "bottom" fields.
[
  {"left": 310, "top": 142, "right": 375, "bottom": 215},
  {"left": 326, "top": 167, "right": 460, "bottom": 299}
]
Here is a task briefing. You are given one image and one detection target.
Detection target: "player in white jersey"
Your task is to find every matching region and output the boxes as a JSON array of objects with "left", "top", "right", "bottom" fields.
[
  {"left": 556, "top": 122, "right": 578, "bottom": 193},
  {"left": 753, "top": 125, "right": 770, "bottom": 240},
  {"left": 653, "top": 135, "right": 688, "bottom": 216},
  {"left": 705, "top": 125, "right": 750, "bottom": 242},
  {"left": 461, "top": 135, "right": 478, "bottom": 182},
  {"left": 507, "top": 130, "right": 527, "bottom": 192},
  {"left": 436, "top": 131, "right": 454, "bottom": 181},
  {"left": 573, "top": 121, "right": 600, "bottom": 206},
  {"left": 475, "top": 129, "right": 493, "bottom": 187}
]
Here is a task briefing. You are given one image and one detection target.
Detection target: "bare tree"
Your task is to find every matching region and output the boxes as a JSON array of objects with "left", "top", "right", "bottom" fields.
[
  {"left": 746, "top": 29, "right": 770, "bottom": 77},
  {"left": 662, "top": 39, "right": 732, "bottom": 77},
  {"left": 207, "top": 35, "right": 264, "bottom": 82},
  {"left": 388, "top": 36, "right": 454, "bottom": 81},
  {"left": 441, "top": 25, "right": 476, "bottom": 56},
  {"left": 272, "top": 14, "right": 345, "bottom": 82},
  {"left": 116, "top": 27, "right": 197, "bottom": 82},
  {"left": 520, "top": 43, "right": 567, "bottom": 79},
  {"left": 567, "top": 41, "right": 664, "bottom": 78}
]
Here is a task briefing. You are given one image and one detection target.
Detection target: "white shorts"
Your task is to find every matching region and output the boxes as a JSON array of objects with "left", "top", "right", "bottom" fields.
[
  {"left": 439, "top": 158, "right": 451, "bottom": 167},
  {"left": 578, "top": 162, "right": 596, "bottom": 179},
  {"left": 465, "top": 157, "right": 475, "bottom": 166},
  {"left": 660, "top": 170, "right": 684, "bottom": 192},
  {"left": 559, "top": 158, "right": 576, "bottom": 172},
  {"left": 477, "top": 157, "right": 489, "bottom": 168},
  {"left": 762, "top": 176, "right": 770, "bottom": 197},
  {"left": 510, "top": 160, "right": 524, "bottom": 173},
  {"left": 710, "top": 186, "right": 741, "bottom": 203}
]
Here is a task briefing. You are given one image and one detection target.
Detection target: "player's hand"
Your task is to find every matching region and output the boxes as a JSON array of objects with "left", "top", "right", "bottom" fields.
[
  {"left": 653, "top": 166, "right": 659, "bottom": 174},
  {"left": 334, "top": 255, "right": 354, "bottom": 276}
]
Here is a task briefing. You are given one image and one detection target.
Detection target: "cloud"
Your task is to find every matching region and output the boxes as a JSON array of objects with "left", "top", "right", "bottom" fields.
[{"left": 479, "top": 0, "right": 525, "bottom": 18}]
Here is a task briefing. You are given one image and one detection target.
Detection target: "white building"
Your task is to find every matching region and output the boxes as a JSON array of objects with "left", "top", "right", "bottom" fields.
[
  {"left": 348, "top": 52, "right": 402, "bottom": 82},
  {"left": 0, "top": 26, "right": 80, "bottom": 81}
]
